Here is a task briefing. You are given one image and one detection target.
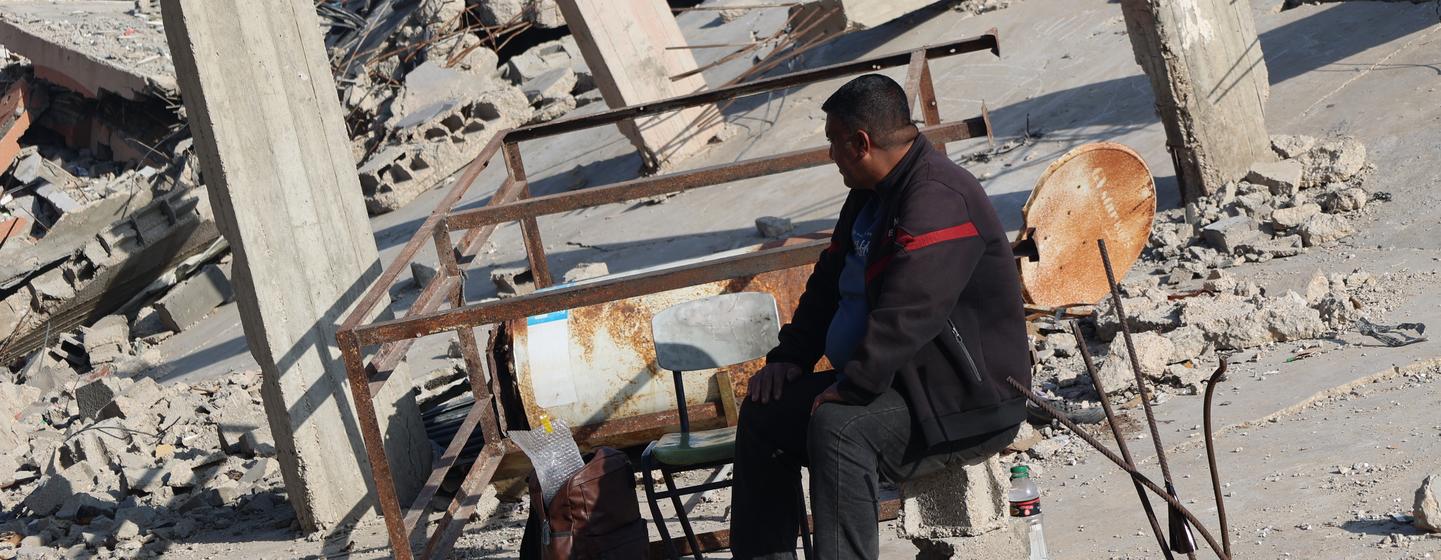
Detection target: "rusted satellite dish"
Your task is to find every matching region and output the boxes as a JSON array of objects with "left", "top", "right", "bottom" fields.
[{"left": 1018, "top": 142, "right": 1156, "bottom": 308}]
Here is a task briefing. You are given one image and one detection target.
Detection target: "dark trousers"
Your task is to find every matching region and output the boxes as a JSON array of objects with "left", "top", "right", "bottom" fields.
[{"left": 729, "top": 372, "right": 1018, "bottom": 560}]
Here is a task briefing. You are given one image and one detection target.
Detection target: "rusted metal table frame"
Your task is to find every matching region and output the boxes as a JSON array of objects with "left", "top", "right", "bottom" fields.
[{"left": 334, "top": 31, "right": 1001, "bottom": 560}]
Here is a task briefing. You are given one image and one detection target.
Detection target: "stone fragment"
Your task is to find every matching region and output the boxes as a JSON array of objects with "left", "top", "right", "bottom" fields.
[
  {"left": 1245, "top": 160, "right": 1303, "bottom": 197},
  {"left": 1096, "top": 332, "right": 1174, "bottom": 390},
  {"left": 1180, "top": 295, "right": 1272, "bottom": 350},
  {"left": 28, "top": 268, "right": 75, "bottom": 309},
  {"left": 1006, "top": 422, "right": 1041, "bottom": 453},
  {"left": 1319, "top": 185, "right": 1368, "bottom": 213},
  {"left": 1270, "top": 203, "right": 1320, "bottom": 230},
  {"left": 1299, "top": 213, "right": 1354, "bottom": 247},
  {"left": 24, "top": 464, "right": 98, "bottom": 516},
  {"left": 129, "top": 305, "right": 171, "bottom": 340},
  {"left": 410, "top": 262, "right": 437, "bottom": 289},
  {"left": 1166, "top": 325, "right": 1209, "bottom": 364},
  {"left": 502, "top": 39, "right": 573, "bottom": 85},
  {"left": 155, "top": 263, "right": 234, "bottom": 332},
  {"left": 54, "top": 492, "right": 116, "bottom": 521},
  {"left": 1416, "top": 474, "right": 1440, "bottom": 533},
  {"left": 1315, "top": 289, "right": 1360, "bottom": 327},
  {"left": 1263, "top": 292, "right": 1325, "bottom": 341},
  {"left": 74, "top": 378, "right": 125, "bottom": 420},
  {"left": 755, "top": 216, "right": 795, "bottom": 238},
  {"left": 521, "top": 68, "right": 577, "bottom": 104},
  {"left": 1270, "top": 134, "right": 1316, "bottom": 159},
  {"left": 491, "top": 267, "right": 534, "bottom": 297},
  {"left": 1201, "top": 216, "right": 1260, "bottom": 254},
  {"left": 84, "top": 315, "right": 132, "bottom": 366},
  {"left": 562, "top": 262, "right": 609, "bottom": 284},
  {"left": 1301, "top": 137, "right": 1366, "bottom": 187},
  {"left": 113, "top": 519, "right": 140, "bottom": 541}
]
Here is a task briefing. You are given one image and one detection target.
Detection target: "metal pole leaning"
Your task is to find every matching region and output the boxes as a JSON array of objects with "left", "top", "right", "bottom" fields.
[
  {"left": 1097, "top": 239, "right": 1198, "bottom": 556},
  {"left": 1203, "top": 360, "right": 1233, "bottom": 557},
  {"left": 1003, "top": 377, "right": 1231, "bottom": 560},
  {"left": 1070, "top": 321, "right": 1173, "bottom": 559}
]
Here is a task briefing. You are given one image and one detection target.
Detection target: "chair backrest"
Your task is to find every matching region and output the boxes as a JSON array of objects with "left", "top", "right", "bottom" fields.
[{"left": 651, "top": 292, "right": 780, "bottom": 373}]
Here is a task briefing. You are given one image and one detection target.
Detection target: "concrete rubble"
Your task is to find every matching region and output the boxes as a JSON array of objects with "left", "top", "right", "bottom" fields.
[
  {"left": 1418, "top": 474, "right": 1440, "bottom": 534},
  {"left": 0, "top": 370, "right": 286, "bottom": 558}
]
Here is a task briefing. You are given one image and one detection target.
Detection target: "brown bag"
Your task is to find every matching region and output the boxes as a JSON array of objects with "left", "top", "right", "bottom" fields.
[{"left": 524, "top": 447, "right": 648, "bottom": 560}]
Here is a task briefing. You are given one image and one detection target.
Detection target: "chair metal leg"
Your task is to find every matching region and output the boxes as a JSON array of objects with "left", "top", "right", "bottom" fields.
[
  {"left": 796, "top": 479, "right": 813, "bottom": 560},
  {"left": 661, "top": 467, "right": 705, "bottom": 560},
  {"left": 642, "top": 444, "right": 682, "bottom": 560}
]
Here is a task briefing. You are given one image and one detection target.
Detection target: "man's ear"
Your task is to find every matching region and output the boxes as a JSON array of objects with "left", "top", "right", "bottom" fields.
[{"left": 853, "top": 129, "right": 873, "bottom": 157}]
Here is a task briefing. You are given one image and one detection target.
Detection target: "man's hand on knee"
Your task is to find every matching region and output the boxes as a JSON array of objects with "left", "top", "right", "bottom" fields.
[
  {"left": 810, "top": 382, "right": 843, "bottom": 415},
  {"left": 747, "top": 362, "right": 803, "bottom": 404}
]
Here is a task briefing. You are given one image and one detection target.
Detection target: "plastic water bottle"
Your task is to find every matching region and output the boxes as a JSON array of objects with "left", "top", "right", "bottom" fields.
[{"left": 1008, "top": 465, "right": 1051, "bottom": 560}]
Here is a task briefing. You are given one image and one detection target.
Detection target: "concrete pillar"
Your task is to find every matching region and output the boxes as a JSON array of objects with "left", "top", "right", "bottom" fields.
[
  {"left": 555, "top": 0, "right": 722, "bottom": 171},
  {"left": 1120, "top": 0, "right": 1270, "bottom": 201},
  {"left": 159, "top": 0, "right": 431, "bottom": 533},
  {"left": 900, "top": 457, "right": 1025, "bottom": 559}
]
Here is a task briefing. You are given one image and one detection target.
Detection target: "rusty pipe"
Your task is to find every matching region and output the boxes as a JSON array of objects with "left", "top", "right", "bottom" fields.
[
  {"left": 1004, "top": 377, "right": 1230, "bottom": 560},
  {"left": 1097, "top": 239, "right": 1197, "bottom": 556},
  {"left": 1070, "top": 321, "right": 1173, "bottom": 559},
  {"left": 1203, "top": 359, "right": 1232, "bottom": 557}
]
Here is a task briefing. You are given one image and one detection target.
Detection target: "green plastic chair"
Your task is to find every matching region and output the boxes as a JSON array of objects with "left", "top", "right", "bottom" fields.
[{"left": 642, "top": 292, "right": 812, "bottom": 559}]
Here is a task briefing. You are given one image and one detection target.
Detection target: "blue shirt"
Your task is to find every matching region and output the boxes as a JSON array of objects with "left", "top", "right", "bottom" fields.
[{"left": 825, "top": 199, "right": 881, "bottom": 371}]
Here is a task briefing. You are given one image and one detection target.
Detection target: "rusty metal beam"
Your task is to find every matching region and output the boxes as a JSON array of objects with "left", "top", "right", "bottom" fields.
[
  {"left": 420, "top": 443, "right": 505, "bottom": 560},
  {"left": 506, "top": 31, "right": 999, "bottom": 143},
  {"left": 403, "top": 398, "right": 486, "bottom": 539},
  {"left": 339, "top": 132, "right": 507, "bottom": 334},
  {"left": 447, "top": 118, "right": 988, "bottom": 232},
  {"left": 351, "top": 240, "right": 826, "bottom": 346}
]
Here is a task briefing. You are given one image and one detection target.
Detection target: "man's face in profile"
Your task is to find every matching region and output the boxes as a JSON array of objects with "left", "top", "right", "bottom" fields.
[{"left": 825, "top": 114, "right": 865, "bottom": 190}]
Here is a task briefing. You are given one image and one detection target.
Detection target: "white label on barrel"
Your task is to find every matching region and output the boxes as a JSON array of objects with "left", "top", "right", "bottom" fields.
[{"left": 527, "top": 310, "right": 578, "bottom": 407}]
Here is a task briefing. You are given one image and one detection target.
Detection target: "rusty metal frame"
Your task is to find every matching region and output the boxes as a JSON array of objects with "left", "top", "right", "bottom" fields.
[{"left": 335, "top": 31, "right": 1001, "bottom": 560}]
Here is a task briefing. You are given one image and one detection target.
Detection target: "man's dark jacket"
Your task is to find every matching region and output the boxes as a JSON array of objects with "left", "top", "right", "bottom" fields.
[{"left": 766, "top": 135, "right": 1030, "bottom": 448}]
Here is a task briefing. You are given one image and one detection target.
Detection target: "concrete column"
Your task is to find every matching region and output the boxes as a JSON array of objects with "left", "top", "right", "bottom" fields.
[
  {"left": 900, "top": 457, "right": 1025, "bottom": 559},
  {"left": 555, "top": 0, "right": 722, "bottom": 171},
  {"left": 1120, "top": 0, "right": 1270, "bottom": 201},
  {"left": 159, "top": 0, "right": 431, "bottom": 533}
]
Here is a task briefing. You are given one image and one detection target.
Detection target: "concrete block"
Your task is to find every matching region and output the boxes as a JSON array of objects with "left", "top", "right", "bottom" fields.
[
  {"left": 1270, "top": 202, "right": 1321, "bottom": 230},
  {"left": 1270, "top": 134, "right": 1316, "bottom": 159},
  {"left": 521, "top": 68, "right": 577, "bottom": 103},
  {"left": 1246, "top": 159, "right": 1303, "bottom": 197},
  {"left": 24, "top": 464, "right": 97, "bottom": 516},
  {"left": 154, "top": 263, "right": 233, "bottom": 332},
  {"left": 1301, "top": 137, "right": 1366, "bottom": 187},
  {"left": 74, "top": 377, "right": 124, "bottom": 420},
  {"left": 755, "top": 216, "right": 795, "bottom": 238},
  {"left": 28, "top": 267, "right": 75, "bottom": 308},
  {"left": 1201, "top": 215, "right": 1259, "bottom": 254},
  {"left": 1299, "top": 213, "right": 1354, "bottom": 247},
  {"left": 33, "top": 183, "right": 82, "bottom": 214},
  {"left": 901, "top": 457, "right": 1010, "bottom": 539}
]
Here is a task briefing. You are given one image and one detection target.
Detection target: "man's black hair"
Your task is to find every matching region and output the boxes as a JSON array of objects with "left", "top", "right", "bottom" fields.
[{"left": 821, "top": 74, "right": 918, "bottom": 149}]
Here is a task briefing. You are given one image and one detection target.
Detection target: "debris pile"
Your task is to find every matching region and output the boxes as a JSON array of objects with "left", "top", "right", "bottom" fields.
[
  {"left": 1147, "top": 134, "right": 1375, "bottom": 276},
  {"left": 0, "top": 370, "right": 288, "bottom": 558},
  {"left": 329, "top": 0, "right": 601, "bottom": 214}
]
